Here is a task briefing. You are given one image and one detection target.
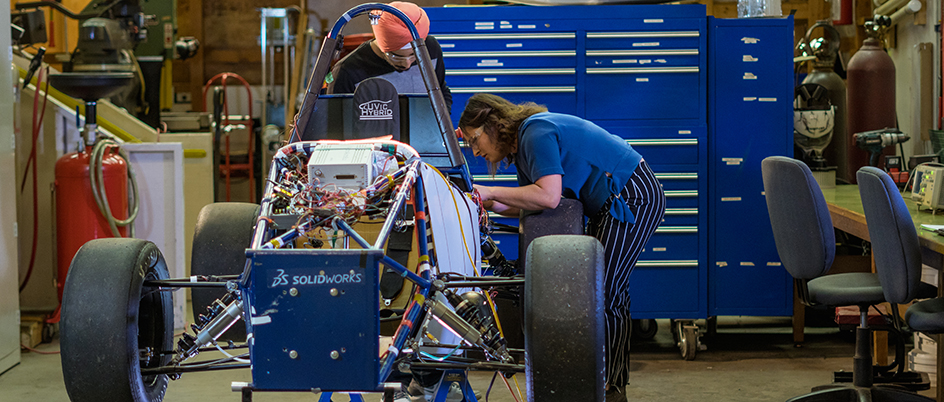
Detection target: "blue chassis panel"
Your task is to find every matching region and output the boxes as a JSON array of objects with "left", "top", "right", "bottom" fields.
[{"left": 246, "top": 249, "right": 383, "bottom": 391}]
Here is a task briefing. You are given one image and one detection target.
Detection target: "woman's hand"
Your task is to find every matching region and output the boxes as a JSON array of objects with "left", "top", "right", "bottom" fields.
[
  {"left": 472, "top": 175, "right": 562, "bottom": 215},
  {"left": 473, "top": 184, "right": 493, "bottom": 201}
]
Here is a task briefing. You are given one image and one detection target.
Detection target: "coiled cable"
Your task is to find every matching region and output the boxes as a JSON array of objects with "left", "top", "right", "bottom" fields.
[{"left": 89, "top": 138, "right": 140, "bottom": 237}]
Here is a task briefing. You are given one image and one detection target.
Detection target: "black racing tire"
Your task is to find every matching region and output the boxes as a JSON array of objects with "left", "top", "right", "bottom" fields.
[
  {"left": 60, "top": 238, "right": 174, "bottom": 402},
  {"left": 524, "top": 235, "right": 605, "bottom": 402},
  {"left": 190, "top": 202, "right": 259, "bottom": 343}
]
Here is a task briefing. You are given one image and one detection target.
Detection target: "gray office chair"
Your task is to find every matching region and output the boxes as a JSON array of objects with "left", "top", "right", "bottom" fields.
[
  {"left": 858, "top": 166, "right": 940, "bottom": 396},
  {"left": 762, "top": 156, "right": 930, "bottom": 401}
]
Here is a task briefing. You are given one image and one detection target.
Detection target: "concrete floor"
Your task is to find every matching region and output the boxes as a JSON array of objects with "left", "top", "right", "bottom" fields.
[{"left": 0, "top": 316, "right": 937, "bottom": 402}]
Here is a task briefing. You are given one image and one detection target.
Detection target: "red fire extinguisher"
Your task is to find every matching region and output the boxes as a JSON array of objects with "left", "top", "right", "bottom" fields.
[{"left": 54, "top": 141, "right": 134, "bottom": 302}]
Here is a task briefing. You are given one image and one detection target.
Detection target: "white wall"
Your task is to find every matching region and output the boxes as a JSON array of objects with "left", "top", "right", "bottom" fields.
[{"left": 887, "top": 1, "right": 941, "bottom": 160}]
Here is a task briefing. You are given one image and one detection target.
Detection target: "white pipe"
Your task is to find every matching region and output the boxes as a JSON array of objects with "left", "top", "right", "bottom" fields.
[
  {"left": 875, "top": 0, "right": 909, "bottom": 16},
  {"left": 889, "top": 0, "right": 922, "bottom": 26}
]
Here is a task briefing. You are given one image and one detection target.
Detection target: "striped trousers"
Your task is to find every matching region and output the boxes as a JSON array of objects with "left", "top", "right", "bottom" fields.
[{"left": 587, "top": 160, "right": 666, "bottom": 389}]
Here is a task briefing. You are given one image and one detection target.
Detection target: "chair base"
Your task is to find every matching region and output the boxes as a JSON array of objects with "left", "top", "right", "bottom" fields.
[
  {"left": 834, "top": 370, "right": 931, "bottom": 391},
  {"left": 786, "top": 384, "right": 935, "bottom": 402}
]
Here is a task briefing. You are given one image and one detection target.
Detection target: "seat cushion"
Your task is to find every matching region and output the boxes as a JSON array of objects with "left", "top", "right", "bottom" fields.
[
  {"left": 906, "top": 297, "right": 944, "bottom": 334},
  {"left": 807, "top": 272, "right": 885, "bottom": 307}
]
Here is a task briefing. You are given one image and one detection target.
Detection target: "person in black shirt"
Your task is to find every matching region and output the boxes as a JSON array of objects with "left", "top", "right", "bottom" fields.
[{"left": 325, "top": 1, "right": 452, "bottom": 113}]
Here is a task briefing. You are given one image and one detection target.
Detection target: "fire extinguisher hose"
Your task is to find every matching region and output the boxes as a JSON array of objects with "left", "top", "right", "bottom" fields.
[{"left": 88, "top": 138, "right": 140, "bottom": 238}]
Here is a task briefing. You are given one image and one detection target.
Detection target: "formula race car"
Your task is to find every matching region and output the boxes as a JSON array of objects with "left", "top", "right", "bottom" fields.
[{"left": 58, "top": 4, "right": 606, "bottom": 402}]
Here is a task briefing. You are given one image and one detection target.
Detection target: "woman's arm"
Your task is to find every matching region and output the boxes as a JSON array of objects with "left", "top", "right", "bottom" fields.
[{"left": 474, "top": 174, "right": 562, "bottom": 213}]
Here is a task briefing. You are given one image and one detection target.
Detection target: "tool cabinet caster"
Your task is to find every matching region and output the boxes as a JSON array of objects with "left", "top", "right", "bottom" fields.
[{"left": 671, "top": 319, "right": 700, "bottom": 360}]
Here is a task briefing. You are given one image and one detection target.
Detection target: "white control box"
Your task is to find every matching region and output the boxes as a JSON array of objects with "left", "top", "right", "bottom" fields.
[
  {"left": 307, "top": 144, "right": 375, "bottom": 190},
  {"left": 912, "top": 164, "right": 944, "bottom": 210}
]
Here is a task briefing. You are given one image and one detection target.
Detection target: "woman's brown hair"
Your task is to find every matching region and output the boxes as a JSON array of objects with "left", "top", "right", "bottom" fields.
[{"left": 458, "top": 93, "right": 547, "bottom": 169}]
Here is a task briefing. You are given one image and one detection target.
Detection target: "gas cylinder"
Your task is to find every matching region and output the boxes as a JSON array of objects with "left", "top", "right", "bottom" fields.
[
  {"left": 801, "top": 22, "right": 848, "bottom": 181},
  {"left": 54, "top": 145, "right": 128, "bottom": 301},
  {"left": 846, "top": 36, "right": 896, "bottom": 181}
]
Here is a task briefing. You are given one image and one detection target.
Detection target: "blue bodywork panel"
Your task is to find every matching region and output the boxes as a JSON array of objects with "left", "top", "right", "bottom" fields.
[{"left": 245, "top": 249, "right": 383, "bottom": 391}]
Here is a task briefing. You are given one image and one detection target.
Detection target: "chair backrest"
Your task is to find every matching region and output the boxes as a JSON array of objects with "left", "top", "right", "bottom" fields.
[
  {"left": 761, "top": 156, "right": 835, "bottom": 280},
  {"left": 856, "top": 167, "right": 922, "bottom": 304}
]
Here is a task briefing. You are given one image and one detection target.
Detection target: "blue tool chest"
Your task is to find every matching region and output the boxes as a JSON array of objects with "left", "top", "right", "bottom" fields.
[
  {"left": 427, "top": 6, "right": 793, "bottom": 321},
  {"left": 707, "top": 17, "right": 794, "bottom": 317}
]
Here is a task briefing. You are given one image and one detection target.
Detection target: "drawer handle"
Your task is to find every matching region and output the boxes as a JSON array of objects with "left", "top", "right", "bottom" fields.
[
  {"left": 636, "top": 260, "right": 699, "bottom": 267},
  {"left": 587, "top": 31, "right": 700, "bottom": 38},
  {"left": 444, "top": 50, "right": 577, "bottom": 57},
  {"left": 665, "top": 190, "right": 698, "bottom": 197},
  {"left": 447, "top": 68, "right": 576, "bottom": 76},
  {"left": 587, "top": 66, "right": 699, "bottom": 74},
  {"left": 436, "top": 33, "right": 577, "bottom": 40},
  {"left": 473, "top": 174, "right": 517, "bottom": 182},
  {"left": 654, "top": 173, "right": 697, "bottom": 180},
  {"left": 587, "top": 49, "right": 699, "bottom": 57},
  {"left": 626, "top": 139, "right": 698, "bottom": 146},
  {"left": 452, "top": 86, "right": 576, "bottom": 94},
  {"left": 664, "top": 208, "right": 698, "bottom": 215},
  {"left": 656, "top": 226, "right": 697, "bottom": 233}
]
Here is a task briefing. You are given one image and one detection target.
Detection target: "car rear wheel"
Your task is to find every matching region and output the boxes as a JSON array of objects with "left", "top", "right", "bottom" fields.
[{"left": 190, "top": 202, "right": 259, "bottom": 342}]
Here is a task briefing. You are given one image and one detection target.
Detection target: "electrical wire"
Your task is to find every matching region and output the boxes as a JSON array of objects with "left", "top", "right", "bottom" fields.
[
  {"left": 214, "top": 342, "right": 250, "bottom": 363},
  {"left": 18, "top": 65, "right": 49, "bottom": 293},
  {"left": 20, "top": 343, "right": 59, "bottom": 355}
]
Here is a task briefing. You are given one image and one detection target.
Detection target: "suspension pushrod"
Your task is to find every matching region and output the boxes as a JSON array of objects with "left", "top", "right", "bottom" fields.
[{"left": 141, "top": 362, "right": 250, "bottom": 376}]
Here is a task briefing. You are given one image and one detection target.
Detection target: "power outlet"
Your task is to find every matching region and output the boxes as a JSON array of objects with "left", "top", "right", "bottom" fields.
[{"left": 175, "top": 92, "right": 192, "bottom": 104}]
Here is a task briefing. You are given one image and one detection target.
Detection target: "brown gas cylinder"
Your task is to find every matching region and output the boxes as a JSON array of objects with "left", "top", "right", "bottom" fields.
[{"left": 846, "top": 37, "right": 896, "bottom": 181}]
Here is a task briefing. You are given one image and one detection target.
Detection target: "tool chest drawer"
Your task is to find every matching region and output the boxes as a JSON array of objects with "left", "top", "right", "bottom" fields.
[
  {"left": 586, "top": 52, "right": 700, "bottom": 68},
  {"left": 446, "top": 69, "right": 576, "bottom": 87},
  {"left": 629, "top": 265, "right": 702, "bottom": 317},
  {"left": 585, "top": 70, "right": 701, "bottom": 120},
  {"left": 442, "top": 52, "right": 577, "bottom": 69},
  {"left": 449, "top": 91, "right": 579, "bottom": 122},
  {"left": 585, "top": 31, "right": 701, "bottom": 51},
  {"left": 639, "top": 228, "right": 699, "bottom": 260},
  {"left": 436, "top": 33, "right": 576, "bottom": 52}
]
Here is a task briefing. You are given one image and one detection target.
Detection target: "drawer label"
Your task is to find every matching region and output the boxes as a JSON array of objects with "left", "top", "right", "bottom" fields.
[
  {"left": 743, "top": 97, "right": 757, "bottom": 102},
  {"left": 740, "top": 261, "right": 755, "bottom": 266},
  {"left": 759, "top": 97, "right": 777, "bottom": 102},
  {"left": 475, "top": 22, "right": 495, "bottom": 30},
  {"left": 484, "top": 78, "right": 497, "bottom": 82},
  {"left": 506, "top": 43, "right": 523, "bottom": 48},
  {"left": 613, "top": 59, "right": 638, "bottom": 64},
  {"left": 716, "top": 261, "right": 728, "bottom": 267},
  {"left": 644, "top": 19, "right": 664, "bottom": 23},
  {"left": 636, "top": 78, "right": 649, "bottom": 82},
  {"left": 722, "top": 157, "right": 743, "bottom": 165},
  {"left": 633, "top": 42, "right": 660, "bottom": 47},
  {"left": 652, "top": 247, "right": 667, "bottom": 252},
  {"left": 721, "top": 197, "right": 742, "bottom": 202},
  {"left": 741, "top": 37, "right": 760, "bottom": 44},
  {"left": 441, "top": 43, "right": 455, "bottom": 48},
  {"left": 477, "top": 60, "right": 504, "bottom": 67},
  {"left": 743, "top": 72, "right": 757, "bottom": 80},
  {"left": 518, "top": 24, "right": 536, "bottom": 29},
  {"left": 767, "top": 262, "right": 782, "bottom": 266},
  {"left": 678, "top": 130, "right": 692, "bottom": 134},
  {"left": 742, "top": 55, "right": 759, "bottom": 62}
]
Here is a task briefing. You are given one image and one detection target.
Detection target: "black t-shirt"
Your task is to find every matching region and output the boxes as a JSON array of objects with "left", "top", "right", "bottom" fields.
[{"left": 326, "top": 36, "right": 452, "bottom": 113}]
